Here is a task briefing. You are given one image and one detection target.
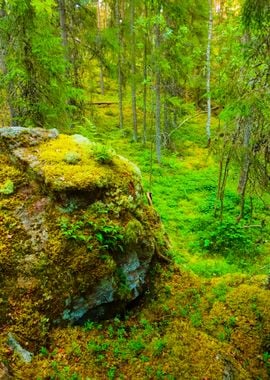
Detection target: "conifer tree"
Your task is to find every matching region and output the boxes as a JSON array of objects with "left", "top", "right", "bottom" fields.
[{"left": 0, "top": 0, "right": 73, "bottom": 128}]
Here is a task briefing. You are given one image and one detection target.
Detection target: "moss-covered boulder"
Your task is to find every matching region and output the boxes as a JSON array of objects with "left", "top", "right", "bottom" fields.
[{"left": 0, "top": 127, "right": 166, "bottom": 349}]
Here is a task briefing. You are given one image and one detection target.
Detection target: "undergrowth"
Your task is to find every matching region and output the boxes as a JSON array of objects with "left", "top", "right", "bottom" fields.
[{"left": 70, "top": 109, "right": 270, "bottom": 278}]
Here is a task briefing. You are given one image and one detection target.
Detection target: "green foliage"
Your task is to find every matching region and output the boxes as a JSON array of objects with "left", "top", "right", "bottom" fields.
[
  {"left": 0, "top": 0, "right": 75, "bottom": 128},
  {"left": 40, "top": 346, "right": 49, "bottom": 357},
  {"left": 211, "top": 283, "right": 228, "bottom": 303},
  {"left": 95, "top": 223, "right": 123, "bottom": 251},
  {"left": 0, "top": 179, "right": 14, "bottom": 195},
  {"left": 49, "top": 360, "right": 81, "bottom": 380},
  {"left": 87, "top": 341, "right": 109, "bottom": 354},
  {"left": 242, "top": 0, "right": 270, "bottom": 29},
  {"left": 190, "top": 311, "right": 203, "bottom": 327},
  {"left": 92, "top": 144, "right": 115, "bottom": 165},
  {"left": 152, "top": 339, "right": 167, "bottom": 357},
  {"left": 127, "top": 338, "right": 145, "bottom": 355},
  {"left": 59, "top": 216, "right": 124, "bottom": 253},
  {"left": 263, "top": 351, "right": 270, "bottom": 375},
  {"left": 198, "top": 218, "right": 257, "bottom": 257},
  {"left": 107, "top": 366, "right": 117, "bottom": 380},
  {"left": 59, "top": 218, "right": 86, "bottom": 242},
  {"left": 83, "top": 321, "right": 96, "bottom": 332},
  {"left": 186, "top": 260, "right": 239, "bottom": 278}
]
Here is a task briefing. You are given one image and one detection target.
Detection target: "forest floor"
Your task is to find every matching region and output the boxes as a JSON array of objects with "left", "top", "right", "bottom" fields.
[
  {"left": 77, "top": 95, "right": 270, "bottom": 279},
  {"left": 4, "top": 93, "right": 270, "bottom": 379}
]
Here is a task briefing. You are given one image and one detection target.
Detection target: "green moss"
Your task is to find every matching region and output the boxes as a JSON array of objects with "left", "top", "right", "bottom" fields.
[
  {"left": 0, "top": 179, "right": 14, "bottom": 195},
  {"left": 32, "top": 134, "right": 142, "bottom": 195},
  {"left": 63, "top": 152, "right": 81, "bottom": 165},
  {"left": 124, "top": 219, "right": 144, "bottom": 244}
]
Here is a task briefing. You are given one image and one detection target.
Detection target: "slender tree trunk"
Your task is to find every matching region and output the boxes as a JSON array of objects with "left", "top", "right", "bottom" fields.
[
  {"left": 116, "top": 0, "right": 124, "bottom": 129},
  {"left": 205, "top": 0, "right": 213, "bottom": 146},
  {"left": 58, "top": 0, "right": 68, "bottom": 50},
  {"left": 237, "top": 117, "right": 252, "bottom": 221},
  {"left": 155, "top": 9, "right": 162, "bottom": 164},
  {"left": 0, "top": 7, "right": 17, "bottom": 125},
  {"left": 219, "top": 156, "right": 230, "bottom": 221},
  {"left": 163, "top": 96, "right": 170, "bottom": 148},
  {"left": 130, "top": 0, "right": 137, "bottom": 141},
  {"left": 142, "top": 1, "right": 148, "bottom": 144},
  {"left": 215, "top": 123, "right": 241, "bottom": 219},
  {"left": 97, "top": 0, "right": 105, "bottom": 95}
]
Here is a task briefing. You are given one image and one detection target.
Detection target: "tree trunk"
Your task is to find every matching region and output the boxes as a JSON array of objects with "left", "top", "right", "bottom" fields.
[
  {"left": 97, "top": 0, "right": 105, "bottom": 95},
  {"left": 237, "top": 117, "right": 252, "bottom": 221},
  {"left": 130, "top": 0, "right": 137, "bottom": 141},
  {"left": 205, "top": 0, "right": 213, "bottom": 146},
  {"left": 215, "top": 123, "right": 241, "bottom": 219},
  {"left": 58, "top": 0, "right": 68, "bottom": 50},
  {"left": 0, "top": 7, "right": 17, "bottom": 125},
  {"left": 155, "top": 8, "right": 162, "bottom": 164},
  {"left": 142, "top": 1, "right": 148, "bottom": 144},
  {"left": 116, "top": 0, "right": 124, "bottom": 130}
]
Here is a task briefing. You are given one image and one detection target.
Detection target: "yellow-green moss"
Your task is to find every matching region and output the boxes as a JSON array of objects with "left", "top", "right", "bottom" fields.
[
  {"left": 32, "top": 134, "right": 141, "bottom": 193},
  {"left": 1, "top": 265, "right": 269, "bottom": 379}
]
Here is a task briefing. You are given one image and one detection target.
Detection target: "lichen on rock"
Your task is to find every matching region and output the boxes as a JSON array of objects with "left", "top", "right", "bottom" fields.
[{"left": 0, "top": 127, "right": 166, "bottom": 349}]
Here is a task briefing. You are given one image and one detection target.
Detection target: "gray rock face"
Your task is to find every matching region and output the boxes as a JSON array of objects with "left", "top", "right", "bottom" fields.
[
  {"left": 0, "top": 127, "right": 165, "bottom": 348},
  {"left": 0, "top": 127, "right": 58, "bottom": 149}
]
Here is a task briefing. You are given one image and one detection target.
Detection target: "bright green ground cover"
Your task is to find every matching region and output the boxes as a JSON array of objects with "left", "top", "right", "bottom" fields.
[{"left": 69, "top": 107, "right": 270, "bottom": 279}]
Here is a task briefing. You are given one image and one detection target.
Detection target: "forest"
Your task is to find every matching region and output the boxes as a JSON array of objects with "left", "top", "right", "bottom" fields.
[{"left": 0, "top": 0, "right": 270, "bottom": 379}]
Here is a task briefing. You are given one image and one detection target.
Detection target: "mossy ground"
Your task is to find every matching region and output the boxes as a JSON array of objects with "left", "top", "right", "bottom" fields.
[
  {"left": 1, "top": 90, "right": 270, "bottom": 378},
  {"left": 3, "top": 266, "right": 269, "bottom": 379}
]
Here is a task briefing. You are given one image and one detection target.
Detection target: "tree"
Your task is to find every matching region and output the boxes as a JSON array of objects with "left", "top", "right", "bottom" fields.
[
  {"left": 129, "top": 0, "right": 138, "bottom": 141},
  {"left": 0, "top": 0, "right": 73, "bottom": 128},
  {"left": 154, "top": 2, "right": 162, "bottom": 164},
  {"left": 214, "top": 0, "right": 270, "bottom": 221},
  {"left": 205, "top": 0, "right": 213, "bottom": 146},
  {"left": 115, "top": 0, "right": 124, "bottom": 129}
]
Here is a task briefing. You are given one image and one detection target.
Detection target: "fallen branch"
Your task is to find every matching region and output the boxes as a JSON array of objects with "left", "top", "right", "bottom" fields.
[
  {"left": 242, "top": 224, "right": 262, "bottom": 229},
  {"left": 90, "top": 101, "right": 117, "bottom": 106},
  {"left": 168, "top": 111, "right": 207, "bottom": 138}
]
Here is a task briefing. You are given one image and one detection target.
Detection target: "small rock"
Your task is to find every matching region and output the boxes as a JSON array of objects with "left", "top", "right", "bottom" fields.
[{"left": 7, "top": 333, "right": 33, "bottom": 363}]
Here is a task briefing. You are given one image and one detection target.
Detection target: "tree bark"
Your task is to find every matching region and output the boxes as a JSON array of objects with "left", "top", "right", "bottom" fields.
[
  {"left": 142, "top": 1, "right": 148, "bottom": 144},
  {"left": 155, "top": 8, "right": 162, "bottom": 164},
  {"left": 58, "top": 0, "right": 68, "bottom": 50},
  {"left": 237, "top": 117, "right": 252, "bottom": 221},
  {"left": 115, "top": 0, "right": 124, "bottom": 130},
  {"left": 130, "top": 0, "right": 137, "bottom": 141},
  {"left": 97, "top": 0, "right": 105, "bottom": 95},
  {"left": 0, "top": 6, "right": 17, "bottom": 125},
  {"left": 205, "top": 0, "right": 213, "bottom": 146}
]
